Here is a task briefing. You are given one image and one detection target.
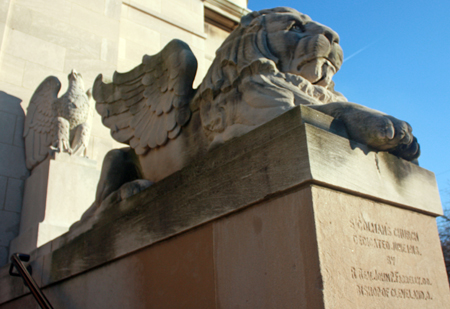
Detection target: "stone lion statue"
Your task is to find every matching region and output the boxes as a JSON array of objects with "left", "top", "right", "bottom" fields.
[{"left": 89, "top": 7, "right": 419, "bottom": 215}]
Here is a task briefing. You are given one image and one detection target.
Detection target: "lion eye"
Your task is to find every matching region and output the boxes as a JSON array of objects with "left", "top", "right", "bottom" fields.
[{"left": 290, "top": 23, "right": 305, "bottom": 32}]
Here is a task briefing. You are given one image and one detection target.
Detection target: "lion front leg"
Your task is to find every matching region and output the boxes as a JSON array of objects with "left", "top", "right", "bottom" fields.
[
  {"left": 94, "top": 148, "right": 153, "bottom": 206},
  {"left": 309, "top": 102, "right": 420, "bottom": 161},
  {"left": 74, "top": 148, "right": 152, "bottom": 227}
]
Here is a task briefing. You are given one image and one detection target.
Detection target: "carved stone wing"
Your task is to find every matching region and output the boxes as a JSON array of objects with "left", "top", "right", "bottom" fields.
[
  {"left": 23, "top": 76, "right": 61, "bottom": 170},
  {"left": 94, "top": 39, "right": 198, "bottom": 155}
]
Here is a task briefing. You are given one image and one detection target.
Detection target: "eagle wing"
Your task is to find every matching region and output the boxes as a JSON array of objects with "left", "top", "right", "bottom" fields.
[
  {"left": 23, "top": 76, "right": 61, "bottom": 170},
  {"left": 94, "top": 39, "right": 198, "bottom": 155}
]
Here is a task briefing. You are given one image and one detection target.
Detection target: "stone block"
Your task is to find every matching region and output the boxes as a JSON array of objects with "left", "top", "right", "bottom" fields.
[
  {"left": 161, "top": 0, "right": 203, "bottom": 33},
  {"left": 45, "top": 154, "right": 99, "bottom": 226},
  {"left": 0, "top": 176, "right": 6, "bottom": 208},
  {"left": 0, "top": 210, "right": 20, "bottom": 247},
  {"left": 0, "top": 246, "right": 6, "bottom": 266},
  {"left": 0, "top": 53, "right": 25, "bottom": 87},
  {"left": 6, "top": 30, "right": 66, "bottom": 71},
  {"left": 119, "top": 19, "right": 160, "bottom": 46},
  {"left": 28, "top": 12, "right": 102, "bottom": 59},
  {"left": 21, "top": 62, "right": 66, "bottom": 92},
  {"left": 159, "top": 29, "right": 194, "bottom": 48},
  {"left": 191, "top": 0, "right": 204, "bottom": 12},
  {"left": 117, "top": 58, "right": 140, "bottom": 73},
  {"left": 10, "top": 223, "right": 68, "bottom": 255},
  {"left": 191, "top": 33, "right": 206, "bottom": 51},
  {"left": 44, "top": 224, "right": 216, "bottom": 308},
  {"left": 9, "top": 225, "right": 37, "bottom": 255},
  {"left": 14, "top": 0, "right": 71, "bottom": 23},
  {"left": 213, "top": 189, "right": 322, "bottom": 308},
  {"left": 123, "top": 39, "right": 158, "bottom": 64},
  {"left": 10, "top": 153, "right": 100, "bottom": 254},
  {"left": 63, "top": 50, "right": 117, "bottom": 88},
  {"left": 105, "top": 0, "right": 122, "bottom": 20},
  {"left": 205, "top": 22, "right": 232, "bottom": 58},
  {"left": 312, "top": 186, "right": 446, "bottom": 307},
  {"left": 0, "top": 84, "right": 30, "bottom": 113},
  {"left": 28, "top": 242, "right": 51, "bottom": 286},
  {"left": 127, "top": 5, "right": 201, "bottom": 45},
  {"left": 0, "top": 112, "right": 15, "bottom": 145},
  {"left": 0, "top": 0, "right": 10, "bottom": 24},
  {"left": 4, "top": 177, "right": 23, "bottom": 213},
  {"left": 0, "top": 143, "right": 28, "bottom": 179},
  {"left": 100, "top": 38, "right": 119, "bottom": 64},
  {"left": 8, "top": 3, "right": 33, "bottom": 34},
  {"left": 0, "top": 91, "right": 23, "bottom": 119},
  {"left": 0, "top": 23, "right": 6, "bottom": 50},
  {"left": 18, "top": 159, "right": 49, "bottom": 234},
  {"left": 120, "top": 2, "right": 128, "bottom": 19},
  {"left": 70, "top": 4, "right": 120, "bottom": 42},
  {"left": 75, "top": 0, "right": 105, "bottom": 15},
  {"left": 12, "top": 115, "right": 24, "bottom": 148},
  {"left": 118, "top": 37, "right": 126, "bottom": 60},
  {"left": 127, "top": 0, "right": 162, "bottom": 14},
  {"left": 0, "top": 295, "right": 37, "bottom": 309},
  {"left": 90, "top": 111, "right": 114, "bottom": 140}
]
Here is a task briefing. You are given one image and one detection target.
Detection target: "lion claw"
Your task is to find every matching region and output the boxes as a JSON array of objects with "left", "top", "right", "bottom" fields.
[{"left": 389, "top": 136, "right": 420, "bottom": 161}]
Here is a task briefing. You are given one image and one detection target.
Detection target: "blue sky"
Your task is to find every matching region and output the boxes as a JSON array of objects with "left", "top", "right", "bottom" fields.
[{"left": 248, "top": 1, "right": 450, "bottom": 207}]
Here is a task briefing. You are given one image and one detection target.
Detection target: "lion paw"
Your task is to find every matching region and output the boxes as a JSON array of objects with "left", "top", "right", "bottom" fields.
[
  {"left": 344, "top": 112, "right": 420, "bottom": 161},
  {"left": 119, "top": 179, "right": 154, "bottom": 200}
]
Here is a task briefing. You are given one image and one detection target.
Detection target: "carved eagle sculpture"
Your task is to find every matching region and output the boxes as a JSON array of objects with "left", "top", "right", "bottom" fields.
[
  {"left": 24, "top": 70, "right": 93, "bottom": 170},
  {"left": 90, "top": 7, "right": 420, "bottom": 214}
]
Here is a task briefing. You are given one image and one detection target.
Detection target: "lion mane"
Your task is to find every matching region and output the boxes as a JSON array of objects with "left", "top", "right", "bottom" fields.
[{"left": 193, "top": 7, "right": 347, "bottom": 147}]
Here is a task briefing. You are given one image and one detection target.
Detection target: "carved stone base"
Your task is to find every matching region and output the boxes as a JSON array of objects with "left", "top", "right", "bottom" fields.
[
  {"left": 0, "top": 107, "right": 448, "bottom": 308},
  {"left": 9, "top": 153, "right": 100, "bottom": 255}
]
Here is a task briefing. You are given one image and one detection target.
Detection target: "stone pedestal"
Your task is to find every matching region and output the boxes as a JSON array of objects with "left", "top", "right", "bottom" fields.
[
  {"left": 0, "top": 106, "right": 448, "bottom": 308},
  {"left": 9, "top": 153, "right": 100, "bottom": 255}
]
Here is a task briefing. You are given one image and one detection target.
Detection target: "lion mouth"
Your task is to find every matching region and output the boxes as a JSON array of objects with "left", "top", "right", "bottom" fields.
[{"left": 296, "top": 57, "right": 337, "bottom": 87}]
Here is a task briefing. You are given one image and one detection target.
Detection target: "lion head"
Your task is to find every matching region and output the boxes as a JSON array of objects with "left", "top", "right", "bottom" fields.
[{"left": 194, "top": 7, "right": 348, "bottom": 147}]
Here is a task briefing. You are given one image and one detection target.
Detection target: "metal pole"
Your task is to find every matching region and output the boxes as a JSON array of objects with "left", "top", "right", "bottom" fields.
[{"left": 9, "top": 253, "right": 54, "bottom": 309}]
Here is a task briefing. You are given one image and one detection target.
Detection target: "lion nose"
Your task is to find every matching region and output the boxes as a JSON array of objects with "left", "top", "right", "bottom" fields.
[
  {"left": 310, "top": 22, "right": 340, "bottom": 44},
  {"left": 323, "top": 28, "right": 339, "bottom": 44}
]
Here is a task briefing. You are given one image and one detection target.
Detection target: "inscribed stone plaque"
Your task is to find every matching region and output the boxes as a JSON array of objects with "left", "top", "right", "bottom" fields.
[{"left": 312, "top": 186, "right": 450, "bottom": 308}]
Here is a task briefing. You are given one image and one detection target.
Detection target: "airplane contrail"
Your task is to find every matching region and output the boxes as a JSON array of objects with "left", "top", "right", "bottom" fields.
[{"left": 343, "top": 38, "right": 383, "bottom": 63}]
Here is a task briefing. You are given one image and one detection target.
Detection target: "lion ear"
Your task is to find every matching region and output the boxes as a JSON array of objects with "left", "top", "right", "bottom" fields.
[{"left": 241, "top": 11, "right": 262, "bottom": 26}]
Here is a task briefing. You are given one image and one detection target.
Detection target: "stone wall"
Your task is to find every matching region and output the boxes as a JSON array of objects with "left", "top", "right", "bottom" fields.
[{"left": 0, "top": 0, "right": 249, "bottom": 265}]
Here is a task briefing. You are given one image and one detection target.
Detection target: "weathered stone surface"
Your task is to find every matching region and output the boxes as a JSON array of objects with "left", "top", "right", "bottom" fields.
[
  {"left": 9, "top": 153, "right": 100, "bottom": 255},
  {"left": 0, "top": 143, "right": 28, "bottom": 179},
  {"left": 0, "top": 247, "right": 7, "bottom": 267},
  {"left": 0, "top": 91, "right": 23, "bottom": 116},
  {"left": 0, "top": 210, "right": 20, "bottom": 247},
  {"left": 313, "top": 186, "right": 448, "bottom": 307},
  {"left": 7, "top": 30, "right": 66, "bottom": 71},
  {"left": 4, "top": 178, "right": 23, "bottom": 213},
  {"left": 0, "top": 105, "right": 445, "bottom": 308},
  {"left": 213, "top": 188, "right": 324, "bottom": 308},
  {"left": 48, "top": 107, "right": 441, "bottom": 282},
  {"left": 0, "top": 176, "right": 6, "bottom": 206},
  {"left": 0, "top": 112, "right": 16, "bottom": 145}
]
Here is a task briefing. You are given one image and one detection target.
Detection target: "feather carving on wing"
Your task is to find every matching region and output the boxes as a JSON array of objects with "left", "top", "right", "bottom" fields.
[
  {"left": 23, "top": 76, "right": 61, "bottom": 170},
  {"left": 94, "top": 39, "right": 198, "bottom": 155}
]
